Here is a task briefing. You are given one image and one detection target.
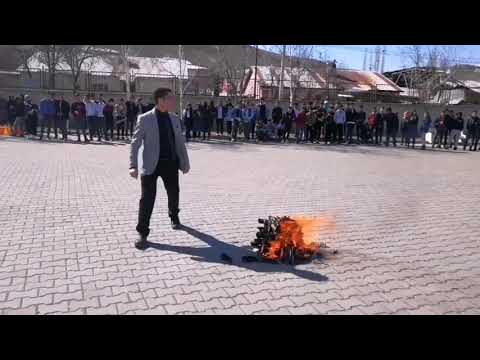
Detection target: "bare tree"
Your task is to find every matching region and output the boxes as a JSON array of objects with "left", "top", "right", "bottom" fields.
[
  {"left": 400, "top": 45, "right": 459, "bottom": 105},
  {"left": 214, "top": 45, "right": 252, "bottom": 100},
  {"left": 279, "top": 45, "right": 286, "bottom": 101},
  {"left": 12, "top": 45, "right": 35, "bottom": 78},
  {"left": 285, "top": 45, "right": 315, "bottom": 104},
  {"left": 62, "top": 45, "right": 99, "bottom": 92},
  {"left": 32, "top": 45, "right": 68, "bottom": 89}
]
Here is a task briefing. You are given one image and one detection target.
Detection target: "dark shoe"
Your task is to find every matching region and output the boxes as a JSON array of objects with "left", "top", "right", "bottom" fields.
[
  {"left": 135, "top": 235, "right": 148, "bottom": 250},
  {"left": 171, "top": 215, "right": 181, "bottom": 230}
]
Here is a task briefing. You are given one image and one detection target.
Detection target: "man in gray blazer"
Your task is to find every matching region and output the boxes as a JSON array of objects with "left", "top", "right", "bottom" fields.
[{"left": 129, "top": 88, "right": 190, "bottom": 250}]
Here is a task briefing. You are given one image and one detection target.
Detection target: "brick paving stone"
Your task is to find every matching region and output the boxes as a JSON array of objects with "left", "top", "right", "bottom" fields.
[{"left": 1, "top": 138, "right": 480, "bottom": 314}]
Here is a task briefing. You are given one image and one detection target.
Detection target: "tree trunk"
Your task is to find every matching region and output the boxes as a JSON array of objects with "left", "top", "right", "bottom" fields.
[
  {"left": 178, "top": 45, "right": 184, "bottom": 118},
  {"left": 279, "top": 45, "right": 286, "bottom": 101}
]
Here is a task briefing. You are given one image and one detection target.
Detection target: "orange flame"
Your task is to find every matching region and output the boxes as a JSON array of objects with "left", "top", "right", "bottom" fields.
[{"left": 264, "top": 216, "right": 336, "bottom": 261}]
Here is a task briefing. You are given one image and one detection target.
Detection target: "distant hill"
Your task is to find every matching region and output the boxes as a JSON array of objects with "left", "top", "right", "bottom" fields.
[{"left": 0, "top": 45, "right": 327, "bottom": 73}]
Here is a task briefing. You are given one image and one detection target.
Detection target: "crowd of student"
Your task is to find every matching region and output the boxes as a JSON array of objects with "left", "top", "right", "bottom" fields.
[
  {"left": 182, "top": 99, "right": 480, "bottom": 151},
  {"left": 1, "top": 93, "right": 480, "bottom": 151},
  {"left": 0, "top": 93, "right": 154, "bottom": 142}
]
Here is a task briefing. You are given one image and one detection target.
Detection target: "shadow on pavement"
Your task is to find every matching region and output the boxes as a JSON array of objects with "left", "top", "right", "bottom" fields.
[{"left": 147, "top": 225, "right": 329, "bottom": 283}]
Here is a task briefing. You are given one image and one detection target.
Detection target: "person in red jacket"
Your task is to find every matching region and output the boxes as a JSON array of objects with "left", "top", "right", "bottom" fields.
[
  {"left": 295, "top": 106, "right": 307, "bottom": 143},
  {"left": 103, "top": 99, "right": 115, "bottom": 141},
  {"left": 71, "top": 94, "right": 88, "bottom": 142}
]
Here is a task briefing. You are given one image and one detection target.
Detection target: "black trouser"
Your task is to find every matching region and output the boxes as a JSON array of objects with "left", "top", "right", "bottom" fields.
[
  {"left": 346, "top": 123, "right": 355, "bottom": 143},
  {"left": 75, "top": 118, "right": 88, "bottom": 142},
  {"left": 231, "top": 120, "right": 239, "bottom": 140},
  {"left": 316, "top": 123, "right": 323, "bottom": 142},
  {"left": 216, "top": 118, "right": 224, "bottom": 135},
  {"left": 57, "top": 116, "right": 68, "bottom": 140},
  {"left": 385, "top": 127, "right": 397, "bottom": 146},
  {"left": 433, "top": 129, "right": 445, "bottom": 148},
  {"left": 358, "top": 124, "right": 368, "bottom": 143},
  {"left": 463, "top": 133, "right": 480, "bottom": 150},
  {"left": 116, "top": 121, "right": 125, "bottom": 140},
  {"left": 465, "top": 132, "right": 480, "bottom": 150},
  {"left": 87, "top": 116, "right": 99, "bottom": 140},
  {"left": 406, "top": 136, "right": 416, "bottom": 148},
  {"left": 39, "top": 115, "right": 57, "bottom": 139},
  {"left": 401, "top": 127, "right": 407, "bottom": 145},
  {"left": 104, "top": 116, "right": 114, "bottom": 140},
  {"left": 325, "top": 125, "right": 334, "bottom": 143},
  {"left": 283, "top": 124, "right": 291, "bottom": 141},
  {"left": 473, "top": 135, "right": 480, "bottom": 150},
  {"left": 226, "top": 121, "right": 232, "bottom": 135},
  {"left": 206, "top": 119, "right": 210, "bottom": 139},
  {"left": 308, "top": 126, "right": 316, "bottom": 143},
  {"left": 443, "top": 130, "right": 450, "bottom": 147},
  {"left": 26, "top": 116, "right": 37, "bottom": 136},
  {"left": 185, "top": 122, "right": 192, "bottom": 141},
  {"left": 136, "top": 160, "right": 180, "bottom": 238},
  {"left": 126, "top": 116, "right": 135, "bottom": 138},
  {"left": 250, "top": 121, "right": 256, "bottom": 139},
  {"left": 305, "top": 126, "right": 311, "bottom": 143},
  {"left": 335, "top": 123, "right": 344, "bottom": 143},
  {"left": 375, "top": 127, "right": 383, "bottom": 145}
]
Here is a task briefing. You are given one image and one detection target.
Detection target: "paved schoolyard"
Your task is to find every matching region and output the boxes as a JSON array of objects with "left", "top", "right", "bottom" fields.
[{"left": 0, "top": 135, "right": 479, "bottom": 315}]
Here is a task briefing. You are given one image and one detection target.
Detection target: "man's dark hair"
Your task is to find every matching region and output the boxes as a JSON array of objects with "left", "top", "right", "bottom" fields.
[{"left": 153, "top": 88, "right": 172, "bottom": 103}]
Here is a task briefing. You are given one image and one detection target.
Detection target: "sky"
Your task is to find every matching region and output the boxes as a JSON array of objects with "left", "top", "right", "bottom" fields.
[{"left": 260, "top": 45, "right": 480, "bottom": 71}]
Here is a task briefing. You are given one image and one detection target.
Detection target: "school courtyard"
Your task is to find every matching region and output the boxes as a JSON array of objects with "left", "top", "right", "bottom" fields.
[{"left": 0, "top": 136, "right": 479, "bottom": 315}]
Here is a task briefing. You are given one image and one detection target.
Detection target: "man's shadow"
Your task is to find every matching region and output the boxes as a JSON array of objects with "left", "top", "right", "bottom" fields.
[{"left": 146, "top": 225, "right": 328, "bottom": 283}]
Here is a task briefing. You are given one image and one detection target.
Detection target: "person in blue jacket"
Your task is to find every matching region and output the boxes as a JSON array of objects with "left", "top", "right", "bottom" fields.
[{"left": 39, "top": 92, "right": 57, "bottom": 140}]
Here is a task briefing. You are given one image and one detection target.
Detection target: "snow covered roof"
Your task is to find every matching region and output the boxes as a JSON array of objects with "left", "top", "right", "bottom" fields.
[
  {"left": 459, "top": 80, "right": 480, "bottom": 93},
  {"left": 431, "top": 89, "right": 466, "bottom": 105},
  {"left": 18, "top": 53, "right": 206, "bottom": 79},
  {"left": 337, "top": 70, "right": 402, "bottom": 92},
  {"left": 253, "top": 66, "right": 324, "bottom": 88}
]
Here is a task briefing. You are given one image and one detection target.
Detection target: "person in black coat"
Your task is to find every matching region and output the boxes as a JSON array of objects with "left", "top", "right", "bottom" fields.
[
  {"left": 192, "top": 104, "right": 203, "bottom": 139},
  {"left": 374, "top": 107, "right": 384, "bottom": 145},
  {"left": 207, "top": 101, "right": 215, "bottom": 139},
  {"left": 25, "top": 97, "right": 38, "bottom": 136},
  {"left": 383, "top": 107, "right": 398, "bottom": 147},
  {"left": 55, "top": 95, "right": 70, "bottom": 141},
  {"left": 201, "top": 102, "right": 210, "bottom": 140},
  {"left": 183, "top": 103, "right": 193, "bottom": 142},
  {"left": 7, "top": 96, "right": 16, "bottom": 126},
  {"left": 443, "top": 109, "right": 455, "bottom": 147},
  {"left": 406, "top": 110, "right": 419, "bottom": 149},
  {"left": 355, "top": 105, "right": 367, "bottom": 143},
  {"left": 464, "top": 111, "right": 480, "bottom": 151},
  {"left": 282, "top": 107, "right": 294, "bottom": 143},
  {"left": 125, "top": 95, "right": 139, "bottom": 138},
  {"left": 324, "top": 110, "right": 336, "bottom": 144}
]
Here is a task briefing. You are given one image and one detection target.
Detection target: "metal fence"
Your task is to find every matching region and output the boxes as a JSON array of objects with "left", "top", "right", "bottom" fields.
[{"left": 0, "top": 67, "right": 343, "bottom": 99}]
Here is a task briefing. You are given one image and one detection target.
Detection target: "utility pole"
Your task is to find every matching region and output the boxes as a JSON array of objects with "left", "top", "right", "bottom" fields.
[
  {"left": 279, "top": 45, "right": 286, "bottom": 101},
  {"left": 362, "top": 48, "right": 368, "bottom": 71},
  {"left": 178, "top": 45, "right": 184, "bottom": 117},
  {"left": 253, "top": 45, "right": 258, "bottom": 99},
  {"left": 121, "top": 45, "right": 131, "bottom": 100},
  {"left": 380, "top": 46, "right": 386, "bottom": 73}
]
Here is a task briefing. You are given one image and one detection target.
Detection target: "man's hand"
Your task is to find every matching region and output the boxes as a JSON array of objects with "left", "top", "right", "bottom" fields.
[{"left": 129, "top": 168, "right": 138, "bottom": 179}]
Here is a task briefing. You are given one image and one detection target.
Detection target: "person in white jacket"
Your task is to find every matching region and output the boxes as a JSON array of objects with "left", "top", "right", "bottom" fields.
[{"left": 334, "top": 105, "right": 346, "bottom": 144}]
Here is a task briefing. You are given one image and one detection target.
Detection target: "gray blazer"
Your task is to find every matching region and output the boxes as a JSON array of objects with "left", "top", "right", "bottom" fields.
[{"left": 130, "top": 109, "right": 190, "bottom": 175}]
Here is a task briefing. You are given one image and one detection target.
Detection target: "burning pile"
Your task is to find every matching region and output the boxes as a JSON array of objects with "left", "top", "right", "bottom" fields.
[{"left": 251, "top": 216, "right": 331, "bottom": 264}]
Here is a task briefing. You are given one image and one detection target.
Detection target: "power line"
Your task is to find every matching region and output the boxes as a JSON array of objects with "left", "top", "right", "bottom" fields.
[{"left": 320, "top": 45, "right": 480, "bottom": 64}]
